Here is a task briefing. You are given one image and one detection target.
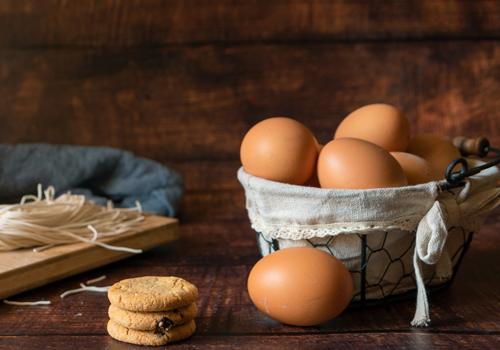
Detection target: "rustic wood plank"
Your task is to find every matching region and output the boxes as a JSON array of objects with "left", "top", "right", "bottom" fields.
[
  {"left": 174, "top": 161, "right": 242, "bottom": 192},
  {"left": 0, "top": 42, "right": 498, "bottom": 164},
  {"left": 0, "top": 216, "right": 179, "bottom": 299},
  {"left": 179, "top": 191, "right": 246, "bottom": 223},
  {"left": 0, "top": 0, "right": 499, "bottom": 48},
  {"left": 0, "top": 333, "right": 499, "bottom": 350},
  {"left": 0, "top": 212, "right": 498, "bottom": 337},
  {"left": 0, "top": 3, "right": 498, "bottom": 348}
]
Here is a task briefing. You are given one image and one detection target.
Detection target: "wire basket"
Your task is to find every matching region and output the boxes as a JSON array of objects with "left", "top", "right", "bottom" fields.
[
  {"left": 256, "top": 226, "right": 473, "bottom": 306},
  {"left": 240, "top": 137, "right": 499, "bottom": 324}
]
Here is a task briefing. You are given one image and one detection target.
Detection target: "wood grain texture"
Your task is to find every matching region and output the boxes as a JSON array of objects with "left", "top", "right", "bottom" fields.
[
  {"left": 0, "top": 216, "right": 179, "bottom": 299},
  {"left": 179, "top": 191, "right": 245, "bottom": 223},
  {"left": 0, "top": 0, "right": 500, "bottom": 48},
  {"left": 0, "top": 1, "right": 499, "bottom": 349},
  {"left": 0, "top": 213, "right": 498, "bottom": 338},
  {"left": 1, "top": 333, "right": 499, "bottom": 350},
  {"left": 0, "top": 42, "right": 498, "bottom": 165}
]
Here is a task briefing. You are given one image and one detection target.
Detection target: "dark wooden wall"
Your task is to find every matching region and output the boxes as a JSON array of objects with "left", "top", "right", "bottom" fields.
[
  {"left": 0, "top": 3, "right": 500, "bottom": 349},
  {"left": 0, "top": 0, "right": 499, "bottom": 223}
]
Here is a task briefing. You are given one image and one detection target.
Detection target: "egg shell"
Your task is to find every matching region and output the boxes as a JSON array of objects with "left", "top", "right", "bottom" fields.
[
  {"left": 304, "top": 169, "right": 321, "bottom": 187},
  {"left": 390, "top": 152, "right": 437, "bottom": 184},
  {"left": 317, "top": 138, "right": 408, "bottom": 189},
  {"left": 314, "top": 139, "right": 324, "bottom": 152},
  {"left": 334, "top": 104, "right": 411, "bottom": 152},
  {"left": 247, "top": 247, "right": 353, "bottom": 326},
  {"left": 407, "top": 134, "right": 461, "bottom": 179},
  {"left": 304, "top": 143, "right": 323, "bottom": 187},
  {"left": 240, "top": 117, "right": 318, "bottom": 185}
]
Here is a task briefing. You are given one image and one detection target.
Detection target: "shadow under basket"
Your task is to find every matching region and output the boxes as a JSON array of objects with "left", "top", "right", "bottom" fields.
[{"left": 256, "top": 226, "right": 474, "bottom": 307}]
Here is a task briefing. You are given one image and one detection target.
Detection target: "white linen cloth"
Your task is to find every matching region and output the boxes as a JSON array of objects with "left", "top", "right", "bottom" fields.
[{"left": 238, "top": 160, "right": 499, "bottom": 326}]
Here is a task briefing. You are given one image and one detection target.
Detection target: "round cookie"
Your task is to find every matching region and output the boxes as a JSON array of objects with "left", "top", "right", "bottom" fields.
[
  {"left": 108, "top": 303, "right": 197, "bottom": 331},
  {"left": 107, "top": 319, "right": 196, "bottom": 346},
  {"left": 108, "top": 276, "right": 198, "bottom": 312}
]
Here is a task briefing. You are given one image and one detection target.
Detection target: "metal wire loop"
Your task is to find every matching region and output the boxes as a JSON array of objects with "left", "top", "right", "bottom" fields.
[
  {"left": 445, "top": 158, "right": 469, "bottom": 185},
  {"left": 442, "top": 144, "right": 500, "bottom": 190}
]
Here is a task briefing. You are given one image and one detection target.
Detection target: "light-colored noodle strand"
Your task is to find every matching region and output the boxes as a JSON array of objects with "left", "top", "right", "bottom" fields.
[
  {"left": 86, "top": 275, "right": 107, "bottom": 285},
  {"left": 0, "top": 185, "right": 145, "bottom": 253},
  {"left": 3, "top": 300, "right": 51, "bottom": 306},
  {"left": 60, "top": 283, "right": 110, "bottom": 298}
]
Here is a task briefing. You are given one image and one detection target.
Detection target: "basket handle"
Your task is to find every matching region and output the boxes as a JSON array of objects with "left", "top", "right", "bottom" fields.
[
  {"left": 443, "top": 137, "right": 500, "bottom": 190},
  {"left": 453, "top": 136, "right": 490, "bottom": 157}
]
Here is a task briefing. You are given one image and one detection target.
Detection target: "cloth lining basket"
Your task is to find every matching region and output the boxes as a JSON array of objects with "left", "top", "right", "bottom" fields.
[{"left": 238, "top": 159, "right": 499, "bottom": 326}]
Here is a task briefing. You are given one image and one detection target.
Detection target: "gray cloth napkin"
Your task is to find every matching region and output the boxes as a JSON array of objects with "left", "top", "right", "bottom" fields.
[{"left": 0, "top": 144, "right": 183, "bottom": 216}]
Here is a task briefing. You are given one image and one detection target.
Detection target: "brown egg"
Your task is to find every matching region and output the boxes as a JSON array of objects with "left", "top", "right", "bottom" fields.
[
  {"left": 407, "top": 134, "right": 461, "bottom": 180},
  {"left": 317, "top": 138, "right": 408, "bottom": 189},
  {"left": 334, "top": 104, "right": 410, "bottom": 151},
  {"left": 247, "top": 247, "right": 353, "bottom": 326},
  {"left": 390, "top": 152, "right": 437, "bottom": 184},
  {"left": 313, "top": 138, "right": 324, "bottom": 153},
  {"left": 304, "top": 142, "right": 323, "bottom": 187},
  {"left": 240, "top": 117, "right": 318, "bottom": 185},
  {"left": 305, "top": 168, "right": 321, "bottom": 187}
]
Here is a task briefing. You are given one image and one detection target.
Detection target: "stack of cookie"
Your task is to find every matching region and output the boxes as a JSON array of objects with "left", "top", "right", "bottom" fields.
[{"left": 107, "top": 276, "right": 199, "bottom": 346}]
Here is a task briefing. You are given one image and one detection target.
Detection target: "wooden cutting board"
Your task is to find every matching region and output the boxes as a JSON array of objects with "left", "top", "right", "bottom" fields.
[{"left": 0, "top": 215, "right": 179, "bottom": 299}]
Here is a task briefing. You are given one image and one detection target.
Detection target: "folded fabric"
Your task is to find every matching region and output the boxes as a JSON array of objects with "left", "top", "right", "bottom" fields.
[{"left": 0, "top": 144, "right": 183, "bottom": 216}]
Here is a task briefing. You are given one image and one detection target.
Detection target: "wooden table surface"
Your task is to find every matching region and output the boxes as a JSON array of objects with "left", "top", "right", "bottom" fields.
[
  {"left": 0, "top": 213, "right": 498, "bottom": 349},
  {"left": 0, "top": 1, "right": 499, "bottom": 349}
]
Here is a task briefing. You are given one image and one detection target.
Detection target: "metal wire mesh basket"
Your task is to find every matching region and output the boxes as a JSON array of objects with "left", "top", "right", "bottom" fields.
[
  {"left": 240, "top": 137, "right": 499, "bottom": 322},
  {"left": 257, "top": 226, "right": 473, "bottom": 306}
]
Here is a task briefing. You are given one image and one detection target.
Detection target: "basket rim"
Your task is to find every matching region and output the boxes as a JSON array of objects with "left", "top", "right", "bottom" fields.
[
  {"left": 238, "top": 157, "right": 499, "bottom": 195},
  {"left": 237, "top": 166, "right": 442, "bottom": 194}
]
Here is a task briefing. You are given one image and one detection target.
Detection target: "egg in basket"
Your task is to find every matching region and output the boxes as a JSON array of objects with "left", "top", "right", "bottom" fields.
[{"left": 238, "top": 104, "right": 500, "bottom": 327}]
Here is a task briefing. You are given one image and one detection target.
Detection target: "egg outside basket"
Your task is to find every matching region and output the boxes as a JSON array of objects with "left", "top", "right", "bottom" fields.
[{"left": 237, "top": 158, "right": 500, "bottom": 326}]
